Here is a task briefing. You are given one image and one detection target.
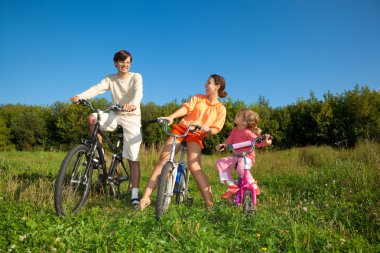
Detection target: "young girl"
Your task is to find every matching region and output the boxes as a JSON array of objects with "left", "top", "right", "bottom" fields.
[
  {"left": 215, "top": 108, "right": 272, "bottom": 196},
  {"left": 139, "top": 74, "right": 227, "bottom": 210}
]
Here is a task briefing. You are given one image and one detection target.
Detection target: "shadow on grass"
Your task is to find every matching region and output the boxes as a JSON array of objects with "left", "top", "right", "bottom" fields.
[{"left": 11, "top": 170, "right": 55, "bottom": 201}]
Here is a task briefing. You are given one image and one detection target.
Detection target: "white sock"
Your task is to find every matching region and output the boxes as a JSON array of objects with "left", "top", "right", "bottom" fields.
[{"left": 131, "top": 188, "right": 139, "bottom": 199}]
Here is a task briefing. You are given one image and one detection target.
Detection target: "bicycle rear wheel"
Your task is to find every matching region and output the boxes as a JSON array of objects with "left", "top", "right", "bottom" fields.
[
  {"left": 112, "top": 159, "right": 131, "bottom": 199},
  {"left": 243, "top": 189, "right": 256, "bottom": 215},
  {"left": 54, "top": 144, "right": 93, "bottom": 216},
  {"left": 155, "top": 162, "right": 174, "bottom": 220},
  {"left": 175, "top": 166, "right": 190, "bottom": 205}
]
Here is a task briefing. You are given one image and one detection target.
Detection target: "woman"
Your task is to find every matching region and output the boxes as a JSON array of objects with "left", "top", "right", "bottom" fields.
[{"left": 139, "top": 74, "right": 227, "bottom": 210}]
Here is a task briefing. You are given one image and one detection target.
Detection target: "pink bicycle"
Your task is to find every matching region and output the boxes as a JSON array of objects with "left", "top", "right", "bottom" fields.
[{"left": 220, "top": 135, "right": 272, "bottom": 215}]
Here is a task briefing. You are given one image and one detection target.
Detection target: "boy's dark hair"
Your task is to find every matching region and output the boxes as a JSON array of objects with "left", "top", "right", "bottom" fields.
[{"left": 113, "top": 50, "right": 133, "bottom": 62}]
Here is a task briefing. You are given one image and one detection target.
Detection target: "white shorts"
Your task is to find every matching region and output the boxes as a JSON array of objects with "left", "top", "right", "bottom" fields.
[{"left": 94, "top": 111, "right": 142, "bottom": 161}]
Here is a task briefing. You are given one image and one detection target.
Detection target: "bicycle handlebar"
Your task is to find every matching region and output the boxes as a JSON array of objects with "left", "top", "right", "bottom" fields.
[
  {"left": 148, "top": 118, "right": 201, "bottom": 138},
  {"left": 224, "top": 135, "right": 273, "bottom": 156},
  {"left": 76, "top": 99, "right": 131, "bottom": 113}
]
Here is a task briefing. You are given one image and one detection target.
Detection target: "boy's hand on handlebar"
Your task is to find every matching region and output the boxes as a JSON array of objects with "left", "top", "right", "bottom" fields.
[
  {"left": 70, "top": 96, "right": 80, "bottom": 103},
  {"left": 123, "top": 103, "right": 136, "bottom": 112}
]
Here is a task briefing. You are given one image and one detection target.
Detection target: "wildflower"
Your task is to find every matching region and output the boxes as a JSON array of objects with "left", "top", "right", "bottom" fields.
[
  {"left": 256, "top": 233, "right": 261, "bottom": 238},
  {"left": 21, "top": 217, "right": 26, "bottom": 221},
  {"left": 302, "top": 206, "right": 308, "bottom": 212},
  {"left": 325, "top": 242, "right": 332, "bottom": 249},
  {"left": 55, "top": 237, "right": 61, "bottom": 242},
  {"left": 262, "top": 247, "right": 267, "bottom": 252},
  {"left": 19, "top": 235, "right": 27, "bottom": 241},
  {"left": 8, "top": 244, "right": 16, "bottom": 252},
  {"left": 340, "top": 238, "right": 346, "bottom": 244}
]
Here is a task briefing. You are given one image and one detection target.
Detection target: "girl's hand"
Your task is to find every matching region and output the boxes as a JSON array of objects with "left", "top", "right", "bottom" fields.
[
  {"left": 160, "top": 116, "right": 174, "bottom": 125},
  {"left": 215, "top": 144, "right": 226, "bottom": 151},
  {"left": 263, "top": 134, "right": 272, "bottom": 146}
]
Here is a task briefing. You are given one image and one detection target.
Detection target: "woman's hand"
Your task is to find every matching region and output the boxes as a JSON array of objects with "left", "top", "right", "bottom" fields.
[
  {"left": 200, "top": 125, "right": 210, "bottom": 134},
  {"left": 159, "top": 116, "right": 174, "bottom": 125}
]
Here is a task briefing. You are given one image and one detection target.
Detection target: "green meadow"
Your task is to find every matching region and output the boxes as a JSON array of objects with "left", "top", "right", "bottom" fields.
[{"left": 0, "top": 141, "right": 379, "bottom": 252}]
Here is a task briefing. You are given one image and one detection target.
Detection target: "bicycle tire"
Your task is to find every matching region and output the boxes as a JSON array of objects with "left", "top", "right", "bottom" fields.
[
  {"left": 175, "top": 166, "right": 189, "bottom": 204},
  {"left": 54, "top": 144, "right": 93, "bottom": 216},
  {"left": 112, "top": 159, "right": 131, "bottom": 199},
  {"left": 96, "top": 146, "right": 107, "bottom": 188},
  {"left": 243, "top": 189, "right": 255, "bottom": 215},
  {"left": 155, "top": 162, "right": 174, "bottom": 220}
]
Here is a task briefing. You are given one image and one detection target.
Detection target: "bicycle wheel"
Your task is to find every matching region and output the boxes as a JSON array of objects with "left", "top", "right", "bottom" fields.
[
  {"left": 155, "top": 162, "right": 174, "bottom": 220},
  {"left": 54, "top": 144, "right": 93, "bottom": 216},
  {"left": 90, "top": 146, "right": 107, "bottom": 195},
  {"left": 112, "top": 159, "right": 131, "bottom": 199},
  {"left": 175, "top": 166, "right": 189, "bottom": 204},
  {"left": 243, "top": 189, "right": 255, "bottom": 215}
]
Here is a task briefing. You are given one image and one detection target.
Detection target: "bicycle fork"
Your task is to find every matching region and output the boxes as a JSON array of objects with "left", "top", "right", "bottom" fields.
[{"left": 235, "top": 156, "right": 257, "bottom": 206}]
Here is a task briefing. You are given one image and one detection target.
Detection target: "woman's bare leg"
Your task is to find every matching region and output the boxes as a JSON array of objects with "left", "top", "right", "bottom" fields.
[
  {"left": 139, "top": 136, "right": 180, "bottom": 209},
  {"left": 187, "top": 142, "right": 213, "bottom": 208}
]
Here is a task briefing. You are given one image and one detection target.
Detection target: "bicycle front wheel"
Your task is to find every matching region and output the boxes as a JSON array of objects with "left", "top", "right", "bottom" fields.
[
  {"left": 243, "top": 189, "right": 255, "bottom": 215},
  {"left": 155, "top": 162, "right": 175, "bottom": 220},
  {"left": 54, "top": 144, "right": 93, "bottom": 216}
]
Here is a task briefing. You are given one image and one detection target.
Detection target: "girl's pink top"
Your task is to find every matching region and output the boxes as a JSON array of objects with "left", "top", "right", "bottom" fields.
[{"left": 226, "top": 127, "right": 260, "bottom": 162}]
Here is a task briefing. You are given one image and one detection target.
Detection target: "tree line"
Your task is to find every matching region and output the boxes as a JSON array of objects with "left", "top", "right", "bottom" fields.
[{"left": 0, "top": 85, "right": 379, "bottom": 153}]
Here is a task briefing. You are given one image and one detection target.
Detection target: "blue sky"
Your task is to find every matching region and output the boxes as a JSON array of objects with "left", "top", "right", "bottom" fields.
[{"left": 1, "top": 0, "right": 379, "bottom": 108}]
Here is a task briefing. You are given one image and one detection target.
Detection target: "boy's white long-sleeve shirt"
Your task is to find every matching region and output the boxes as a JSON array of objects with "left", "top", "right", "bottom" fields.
[{"left": 77, "top": 72, "right": 143, "bottom": 118}]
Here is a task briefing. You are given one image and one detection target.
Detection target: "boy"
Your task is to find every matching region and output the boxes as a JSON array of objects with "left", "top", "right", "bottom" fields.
[{"left": 70, "top": 50, "right": 143, "bottom": 206}]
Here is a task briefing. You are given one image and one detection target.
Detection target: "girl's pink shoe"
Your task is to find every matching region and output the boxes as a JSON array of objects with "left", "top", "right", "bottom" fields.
[{"left": 221, "top": 184, "right": 239, "bottom": 198}]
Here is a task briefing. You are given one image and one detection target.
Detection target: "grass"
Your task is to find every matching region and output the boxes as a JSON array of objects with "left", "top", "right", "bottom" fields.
[{"left": 0, "top": 141, "right": 379, "bottom": 252}]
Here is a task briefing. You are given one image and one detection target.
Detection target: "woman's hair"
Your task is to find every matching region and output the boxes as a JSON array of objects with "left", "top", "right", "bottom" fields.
[
  {"left": 113, "top": 50, "right": 133, "bottom": 62},
  {"left": 240, "top": 108, "right": 261, "bottom": 135},
  {"left": 210, "top": 74, "right": 227, "bottom": 98}
]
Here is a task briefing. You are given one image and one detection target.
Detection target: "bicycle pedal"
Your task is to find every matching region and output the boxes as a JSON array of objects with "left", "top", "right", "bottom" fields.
[
  {"left": 185, "top": 198, "right": 193, "bottom": 206},
  {"left": 92, "top": 158, "right": 100, "bottom": 169},
  {"left": 118, "top": 176, "right": 128, "bottom": 182}
]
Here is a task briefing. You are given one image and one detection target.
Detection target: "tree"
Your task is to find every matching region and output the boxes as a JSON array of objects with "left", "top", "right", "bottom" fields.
[{"left": 11, "top": 110, "right": 47, "bottom": 150}]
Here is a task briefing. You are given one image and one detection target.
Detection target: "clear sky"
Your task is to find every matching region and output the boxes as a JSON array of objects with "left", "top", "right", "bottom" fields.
[{"left": 1, "top": 0, "right": 379, "bottom": 108}]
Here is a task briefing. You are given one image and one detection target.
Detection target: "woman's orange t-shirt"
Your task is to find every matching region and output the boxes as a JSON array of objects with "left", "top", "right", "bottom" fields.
[
  {"left": 171, "top": 94, "right": 226, "bottom": 148},
  {"left": 179, "top": 94, "right": 226, "bottom": 133}
]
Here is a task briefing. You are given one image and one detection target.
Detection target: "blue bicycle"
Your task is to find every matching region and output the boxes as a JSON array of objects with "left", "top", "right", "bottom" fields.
[{"left": 149, "top": 119, "right": 200, "bottom": 219}]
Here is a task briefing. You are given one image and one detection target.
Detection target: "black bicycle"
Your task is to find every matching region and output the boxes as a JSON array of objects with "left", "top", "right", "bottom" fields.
[{"left": 54, "top": 99, "right": 131, "bottom": 216}]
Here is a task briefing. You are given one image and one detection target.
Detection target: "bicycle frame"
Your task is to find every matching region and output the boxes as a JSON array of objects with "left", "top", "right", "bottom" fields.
[
  {"left": 158, "top": 119, "right": 195, "bottom": 198},
  {"left": 78, "top": 100, "right": 130, "bottom": 193},
  {"left": 154, "top": 118, "right": 200, "bottom": 219}
]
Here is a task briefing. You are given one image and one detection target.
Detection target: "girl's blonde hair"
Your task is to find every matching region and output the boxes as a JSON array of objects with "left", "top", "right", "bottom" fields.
[{"left": 239, "top": 108, "right": 262, "bottom": 135}]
